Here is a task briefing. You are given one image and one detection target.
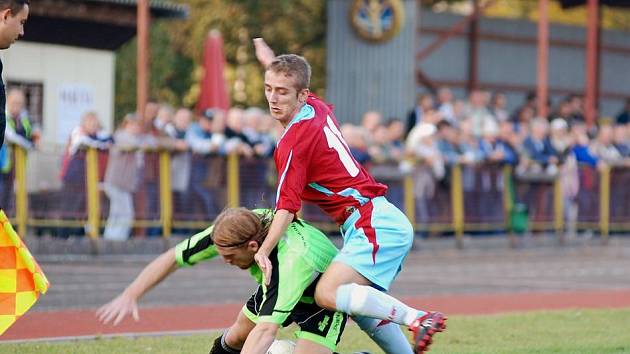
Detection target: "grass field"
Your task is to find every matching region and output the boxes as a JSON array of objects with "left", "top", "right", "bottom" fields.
[{"left": 3, "top": 308, "right": 630, "bottom": 354}]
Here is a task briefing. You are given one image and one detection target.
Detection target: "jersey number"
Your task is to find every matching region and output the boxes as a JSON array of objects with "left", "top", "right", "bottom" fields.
[{"left": 323, "top": 116, "right": 359, "bottom": 177}]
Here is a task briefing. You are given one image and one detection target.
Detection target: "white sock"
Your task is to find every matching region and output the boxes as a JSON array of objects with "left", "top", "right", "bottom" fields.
[
  {"left": 335, "top": 283, "right": 426, "bottom": 327},
  {"left": 352, "top": 315, "right": 413, "bottom": 354}
]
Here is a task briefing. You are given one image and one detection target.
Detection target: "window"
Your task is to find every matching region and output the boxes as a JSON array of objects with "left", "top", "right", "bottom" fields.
[{"left": 7, "top": 81, "right": 44, "bottom": 130}]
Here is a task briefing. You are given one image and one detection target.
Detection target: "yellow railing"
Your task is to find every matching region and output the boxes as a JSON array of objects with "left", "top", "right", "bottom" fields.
[
  {"left": 403, "top": 169, "right": 415, "bottom": 226},
  {"left": 7, "top": 145, "right": 622, "bottom": 244},
  {"left": 599, "top": 165, "right": 610, "bottom": 244},
  {"left": 553, "top": 176, "right": 564, "bottom": 243},
  {"left": 159, "top": 151, "right": 173, "bottom": 238},
  {"left": 450, "top": 165, "right": 465, "bottom": 248},
  {"left": 14, "top": 146, "right": 28, "bottom": 237},
  {"left": 85, "top": 147, "right": 100, "bottom": 239},
  {"left": 502, "top": 165, "right": 513, "bottom": 230},
  {"left": 227, "top": 153, "right": 240, "bottom": 208}
]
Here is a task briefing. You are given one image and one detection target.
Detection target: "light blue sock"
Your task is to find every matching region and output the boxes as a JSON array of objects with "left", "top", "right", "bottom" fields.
[{"left": 352, "top": 315, "right": 413, "bottom": 354}]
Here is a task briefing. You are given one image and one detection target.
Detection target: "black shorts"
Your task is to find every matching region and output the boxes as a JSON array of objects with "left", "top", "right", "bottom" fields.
[{"left": 242, "top": 284, "right": 347, "bottom": 351}]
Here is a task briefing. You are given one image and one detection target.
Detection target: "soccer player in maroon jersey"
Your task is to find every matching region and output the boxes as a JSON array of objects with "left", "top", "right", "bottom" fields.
[{"left": 252, "top": 38, "right": 446, "bottom": 354}]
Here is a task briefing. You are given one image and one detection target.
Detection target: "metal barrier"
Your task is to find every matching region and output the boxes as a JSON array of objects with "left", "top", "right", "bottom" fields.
[
  {"left": 14, "top": 146, "right": 27, "bottom": 236},
  {"left": 609, "top": 166, "right": 630, "bottom": 233},
  {"left": 85, "top": 147, "right": 100, "bottom": 239},
  {"left": 159, "top": 150, "right": 173, "bottom": 238},
  {"left": 5, "top": 143, "right": 626, "bottom": 243}
]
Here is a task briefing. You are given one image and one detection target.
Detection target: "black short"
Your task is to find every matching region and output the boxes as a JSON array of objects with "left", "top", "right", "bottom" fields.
[{"left": 244, "top": 284, "right": 347, "bottom": 350}]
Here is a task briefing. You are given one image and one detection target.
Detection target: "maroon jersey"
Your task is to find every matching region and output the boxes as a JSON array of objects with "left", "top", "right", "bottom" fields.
[{"left": 274, "top": 94, "right": 387, "bottom": 224}]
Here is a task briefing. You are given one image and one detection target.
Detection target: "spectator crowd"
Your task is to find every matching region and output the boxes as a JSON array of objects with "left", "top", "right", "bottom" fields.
[{"left": 2, "top": 86, "right": 630, "bottom": 240}]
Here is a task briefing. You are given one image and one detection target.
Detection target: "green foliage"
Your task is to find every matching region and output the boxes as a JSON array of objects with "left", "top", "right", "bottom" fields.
[
  {"left": 114, "top": 22, "right": 194, "bottom": 126},
  {"left": 114, "top": 0, "right": 327, "bottom": 120}
]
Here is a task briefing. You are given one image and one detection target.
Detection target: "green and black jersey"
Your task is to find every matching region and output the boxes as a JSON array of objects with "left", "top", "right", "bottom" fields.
[
  {"left": 174, "top": 224, "right": 218, "bottom": 267},
  {"left": 174, "top": 209, "right": 339, "bottom": 324}
]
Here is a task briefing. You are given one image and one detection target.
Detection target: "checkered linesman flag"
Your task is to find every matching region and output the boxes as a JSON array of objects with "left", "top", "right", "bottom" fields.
[{"left": 0, "top": 210, "right": 49, "bottom": 335}]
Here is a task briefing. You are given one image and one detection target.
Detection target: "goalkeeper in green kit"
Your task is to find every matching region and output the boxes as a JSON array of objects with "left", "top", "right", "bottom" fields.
[{"left": 98, "top": 208, "right": 348, "bottom": 354}]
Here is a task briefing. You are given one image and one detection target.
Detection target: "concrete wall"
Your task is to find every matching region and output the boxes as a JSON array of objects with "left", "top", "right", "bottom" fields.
[{"left": 1, "top": 41, "right": 115, "bottom": 145}]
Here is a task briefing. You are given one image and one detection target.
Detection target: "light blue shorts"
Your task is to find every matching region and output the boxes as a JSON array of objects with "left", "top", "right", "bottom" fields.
[{"left": 334, "top": 196, "right": 414, "bottom": 291}]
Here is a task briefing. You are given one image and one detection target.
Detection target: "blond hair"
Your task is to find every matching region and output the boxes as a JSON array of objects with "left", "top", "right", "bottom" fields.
[{"left": 212, "top": 208, "right": 272, "bottom": 248}]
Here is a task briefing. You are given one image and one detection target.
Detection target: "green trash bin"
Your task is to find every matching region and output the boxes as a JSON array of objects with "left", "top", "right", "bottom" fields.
[
  {"left": 507, "top": 173, "right": 529, "bottom": 234},
  {"left": 509, "top": 203, "right": 529, "bottom": 234}
]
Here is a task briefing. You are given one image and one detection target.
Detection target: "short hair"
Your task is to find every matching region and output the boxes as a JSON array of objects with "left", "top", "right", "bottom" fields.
[
  {"left": 0, "top": 0, "right": 29, "bottom": 14},
  {"left": 385, "top": 117, "right": 402, "bottom": 126},
  {"left": 7, "top": 87, "right": 24, "bottom": 100},
  {"left": 267, "top": 54, "right": 311, "bottom": 91},
  {"left": 417, "top": 93, "right": 433, "bottom": 102},
  {"left": 81, "top": 111, "right": 101, "bottom": 128},
  {"left": 122, "top": 113, "right": 139, "bottom": 125},
  {"left": 525, "top": 91, "right": 537, "bottom": 102},
  {"left": 436, "top": 119, "right": 452, "bottom": 131},
  {"left": 201, "top": 108, "right": 217, "bottom": 121},
  {"left": 81, "top": 110, "right": 98, "bottom": 119}
]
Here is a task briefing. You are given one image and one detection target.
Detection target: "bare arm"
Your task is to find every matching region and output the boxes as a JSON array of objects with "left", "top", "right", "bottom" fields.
[
  {"left": 96, "top": 248, "right": 178, "bottom": 325},
  {"left": 254, "top": 209, "right": 294, "bottom": 285},
  {"left": 252, "top": 37, "right": 297, "bottom": 284},
  {"left": 240, "top": 322, "right": 279, "bottom": 354},
  {"left": 253, "top": 38, "right": 275, "bottom": 68}
]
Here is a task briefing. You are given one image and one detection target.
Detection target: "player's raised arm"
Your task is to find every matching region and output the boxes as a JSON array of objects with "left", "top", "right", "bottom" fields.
[
  {"left": 96, "top": 248, "right": 178, "bottom": 325},
  {"left": 253, "top": 37, "right": 275, "bottom": 68}
]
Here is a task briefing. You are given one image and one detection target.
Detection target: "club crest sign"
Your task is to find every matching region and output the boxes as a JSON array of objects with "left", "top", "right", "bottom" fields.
[{"left": 349, "top": 0, "right": 404, "bottom": 43}]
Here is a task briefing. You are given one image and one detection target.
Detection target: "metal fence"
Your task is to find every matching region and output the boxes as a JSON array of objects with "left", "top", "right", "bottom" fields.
[{"left": 2, "top": 144, "right": 624, "bottom": 245}]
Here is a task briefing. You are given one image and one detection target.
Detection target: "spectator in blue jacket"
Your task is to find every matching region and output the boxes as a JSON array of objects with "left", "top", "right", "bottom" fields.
[
  {"left": 570, "top": 122, "right": 599, "bottom": 168},
  {"left": 436, "top": 120, "right": 462, "bottom": 166},
  {"left": 495, "top": 121, "right": 520, "bottom": 166},
  {"left": 523, "top": 118, "right": 558, "bottom": 171}
]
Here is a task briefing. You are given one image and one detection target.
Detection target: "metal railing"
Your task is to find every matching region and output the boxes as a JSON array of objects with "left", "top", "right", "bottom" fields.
[{"left": 3, "top": 144, "right": 623, "bottom": 246}]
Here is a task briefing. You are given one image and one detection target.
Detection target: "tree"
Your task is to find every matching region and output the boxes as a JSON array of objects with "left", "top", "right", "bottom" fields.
[
  {"left": 114, "top": 0, "right": 327, "bottom": 122},
  {"left": 114, "top": 21, "right": 193, "bottom": 125},
  {"left": 482, "top": 0, "right": 630, "bottom": 30},
  {"left": 422, "top": 0, "right": 630, "bottom": 30}
]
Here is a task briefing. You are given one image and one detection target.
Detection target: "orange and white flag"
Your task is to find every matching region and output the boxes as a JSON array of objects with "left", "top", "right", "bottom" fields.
[{"left": 0, "top": 210, "right": 49, "bottom": 335}]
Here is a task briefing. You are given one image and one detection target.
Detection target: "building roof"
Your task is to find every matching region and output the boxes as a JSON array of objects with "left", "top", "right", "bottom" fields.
[
  {"left": 81, "top": 0, "right": 188, "bottom": 19},
  {"left": 560, "top": 0, "right": 630, "bottom": 8},
  {"left": 23, "top": 0, "right": 189, "bottom": 50}
]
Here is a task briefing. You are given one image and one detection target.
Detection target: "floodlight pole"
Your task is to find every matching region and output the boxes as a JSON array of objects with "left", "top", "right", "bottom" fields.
[
  {"left": 536, "top": 0, "right": 549, "bottom": 119},
  {"left": 137, "top": 0, "right": 150, "bottom": 122},
  {"left": 585, "top": 0, "right": 599, "bottom": 127}
]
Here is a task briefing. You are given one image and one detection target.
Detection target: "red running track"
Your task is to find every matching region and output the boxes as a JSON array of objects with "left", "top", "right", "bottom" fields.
[{"left": 3, "top": 289, "right": 630, "bottom": 341}]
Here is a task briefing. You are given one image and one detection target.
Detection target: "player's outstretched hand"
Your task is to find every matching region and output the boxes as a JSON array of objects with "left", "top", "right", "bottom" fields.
[
  {"left": 254, "top": 251, "right": 272, "bottom": 286},
  {"left": 96, "top": 293, "right": 140, "bottom": 326},
  {"left": 253, "top": 38, "right": 275, "bottom": 68}
]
